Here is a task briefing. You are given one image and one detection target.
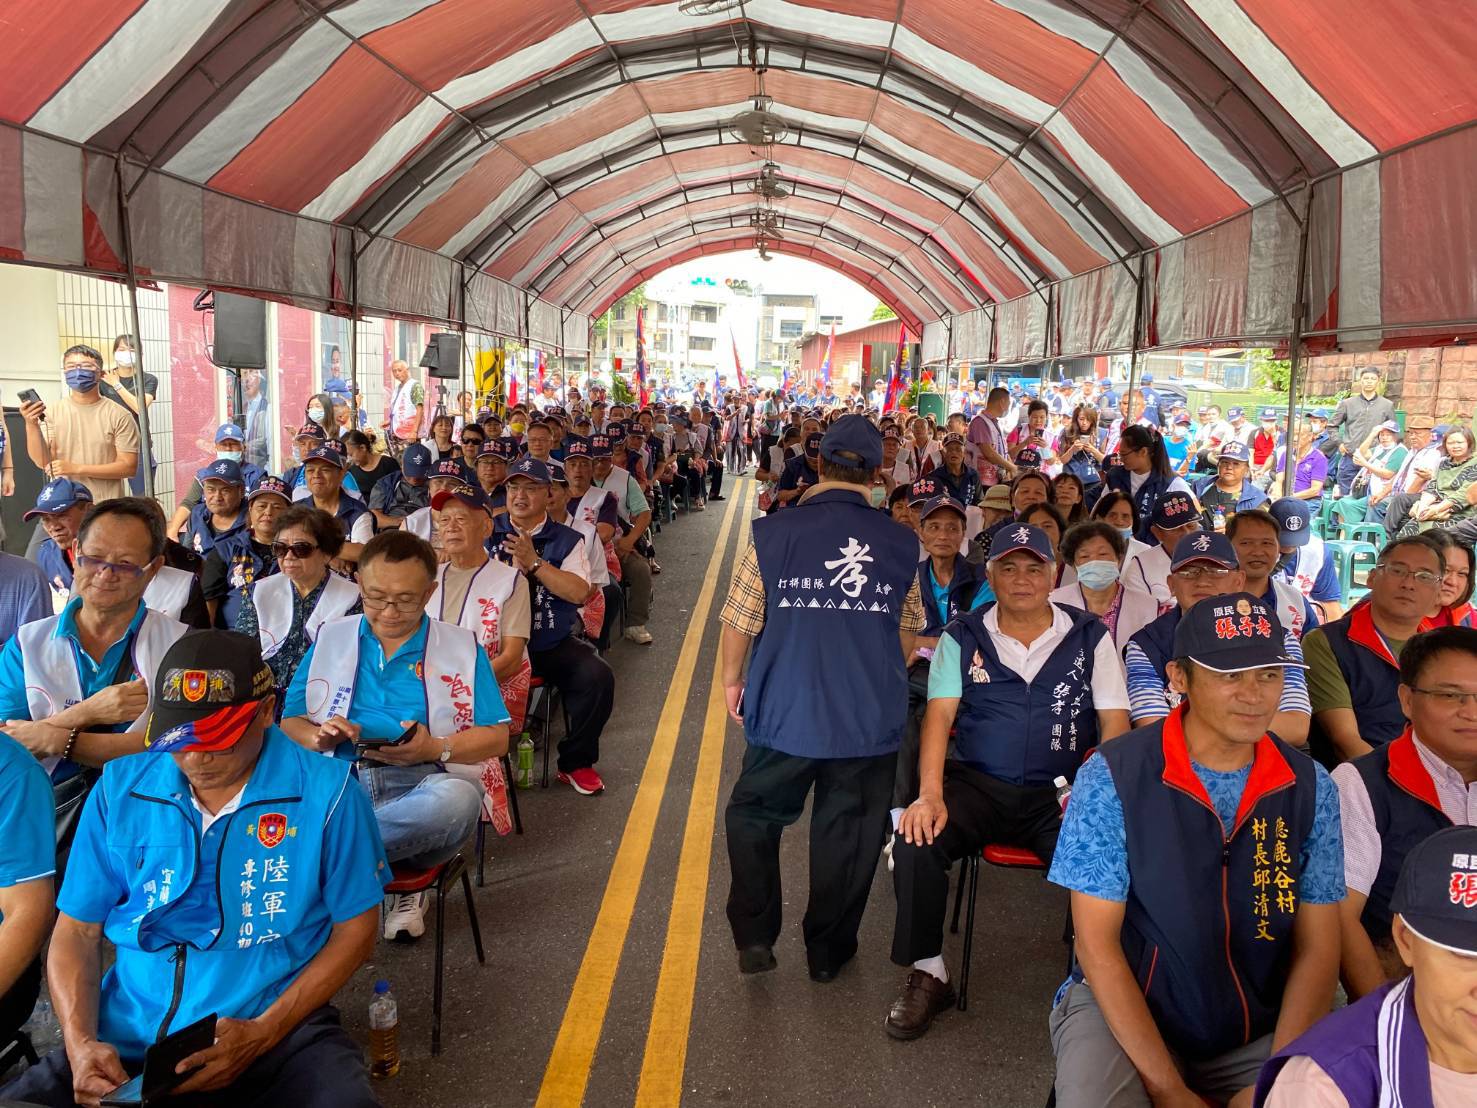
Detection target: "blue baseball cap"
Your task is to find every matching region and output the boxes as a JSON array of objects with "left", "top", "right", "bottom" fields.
[
  {"left": 215, "top": 422, "right": 245, "bottom": 443},
  {"left": 144, "top": 632, "right": 275, "bottom": 754},
  {"left": 1015, "top": 447, "right": 1043, "bottom": 469},
  {"left": 917, "top": 495, "right": 967, "bottom": 524},
  {"left": 431, "top": 485, "right": 490, "bottom": 515},
  {"left": 987, "top": 522, "right": 1055, "bottom": 565},
  {"left": 1259, "top": 407, "right": 1279, "bottom": 421},
  {"left": 1226, "top": 406, "right": 1245, "bottom": 420},
  {"left": 196, "top": 458, "right": 245, "bottom": 486},
  {"left": 488, "top": 437, "right": 519, "bottom": 461},
  {"left": 1173, "top": 593, "right": 1299, "bottom": 674},
  {"left": 429, "top": 459, "right": 468, "bottom": 483},
  {"left": 246, "top": 475, "right": 290, "bottom": 504},
  {"left": 506, "top": 457, "right": 552, "bottom": 486},
  {"left": 475, "top": 442, "right": 508, "bottom": 464},
  {"left": 820, "top": 415, "right": 883, "bottom": 470},
  {"left": 545, "top": 461, "right": 569, "bottom": 485},
  {"left": 302, "top": 446, "right": 345, "bottom": 469},
  {"left": 24, "top": 477, "right": 92, "bottom": 520},
  {"left": 563, "top": 435, "right": 592, "bottom": 459},
  {"left": 1151, "top": 490, "right": 1198, "bottom": 530},
  {"left": 804, "top": 432, "right": 823, "bottom": 458},
  {"left": 295, "top": 421, "right": 327, "bottom": 442},
  {"left": 1306, "top": 408, "right": 1329, "bottom": 421},
  {"left": 1141, "top": 373, "right": 1154, "bottom": 384},
  {"left": 1269, "top": 498, "right": 1312, "bottom": 547},
  {"left": 1391, "top": 826, "right": 1477, "bottom": 956},
  {"left": 1171, "top": 531, "right": 1239, "bottom": 572},
  {"left": 1218, "top": 440, "right": 1251, "bottom": 464},
  {"left": 590, "top": 434, "right": 613, "bottom": 458},
  {"left": 909, "top": 475, "right": 941, "bottom": 505},
  {"left": 402, "top": 444, "right": 432, "bottom": 479}
]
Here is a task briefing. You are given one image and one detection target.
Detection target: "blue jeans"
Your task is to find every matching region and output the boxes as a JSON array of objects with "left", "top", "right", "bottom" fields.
[{"left": 359, "top": 763, "right": 479, "bottom": 868}]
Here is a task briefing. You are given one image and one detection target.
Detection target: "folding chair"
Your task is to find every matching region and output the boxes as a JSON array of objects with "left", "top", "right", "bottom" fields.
[
  {"left": 474, "top": 752, "right": 522, "bottom": 888},
  {"left": 526, "top": 677, "right": 572, "bottom": 788},
  {"left": 949, "top": 844, "right": 1048, "bottom": 1011},
  {"left": 384, "top": 852, "right": 484, "bottom": 1056}
]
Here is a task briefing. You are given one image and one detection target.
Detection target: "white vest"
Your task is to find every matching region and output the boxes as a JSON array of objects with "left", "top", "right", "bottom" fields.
[
  {"left": 572, "top": 487, "right": 617, "bottom": 585},
  {"left": 403, "top": 506, "right": 435, "bottom": 540},
  {"left": 1284, "top": 535, "right": 1327, "bottom": 600},
  {"left": 18, "top": 606, "right": 187, "bottom": 772},
  {"left": 596, "top": 466, "right": 634, "bottom": 522},
  {"left": 1268, "top": 577, "right": 1309, "bottom": 639},
  {"left": 304, "top": 616, "right": 479, "bottom": 737},
  {"left": 429, "top": 559, "right": 521, "bottom": 656},
  {"left": 253, "top": 572, "right": 361, "bottom": 659},
  {"left": 142, "top": 566, "right": 195, "bottom": 622}
]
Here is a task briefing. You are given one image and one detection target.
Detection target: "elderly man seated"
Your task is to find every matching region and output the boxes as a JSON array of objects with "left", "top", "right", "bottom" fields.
[{"left": 0, "top": 630, "right": 387, "bottom": 1108}]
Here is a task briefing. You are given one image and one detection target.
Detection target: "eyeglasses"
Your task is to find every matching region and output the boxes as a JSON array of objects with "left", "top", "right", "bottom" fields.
[
  {"left": 1172, "top": 565, "right": 1233, "bottom": 581},
  {"left": 271, "top": 541, "right": 319, "bottom": 559},
  {"left": 360, "top": 594, "right": 426, "bottom": 613},
  {"left": 1375, "top": 562, "right": 1442, "bottom": 587},
  {"left": 1408, "top": 687, "right": 1477, "bottom": 709},
  {"left": 461, "top": 438, "right": 481, "bottom": 446},
  {"left": 75, "top": 554, "right": 147, "bottom": 578}
]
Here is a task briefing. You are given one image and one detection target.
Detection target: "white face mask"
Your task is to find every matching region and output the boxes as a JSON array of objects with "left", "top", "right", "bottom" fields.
[
  {"left": 307, "top": 406, "right": 326, "bottom": 423},
  {"left": 217, "top": 450, "right": 243, "bottom": 463},
  {"left": 1076, "top": 560, "right": 1120, "bottom": 590},
  {"left": 115, "top": 351, "right": 135, "bottom": 368}
]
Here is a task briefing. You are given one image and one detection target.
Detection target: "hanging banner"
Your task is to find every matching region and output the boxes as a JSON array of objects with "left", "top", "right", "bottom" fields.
[{"left": 475, "top": 346, "right": 506, "bottom": 416}]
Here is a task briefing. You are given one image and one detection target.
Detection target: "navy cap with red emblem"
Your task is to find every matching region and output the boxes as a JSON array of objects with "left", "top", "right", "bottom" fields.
[
  {"left": 564, "top": 435, "right": 592, "bottom": 458},
  {"left": 1015, "top": 447, "right": 1043, "bottom": 469},
  {"left": 246, "top": 475, "right": 290, "bottom": 504},
  {"left": 590, "top": 434, "right": 613, "bottom": 458},
  {"left": 909, "top": 475, "right": 941, "bottom": 505},
  {"left": 1151, "top": 490, "right": 1198, "bottom": 530},
  {"left": 145, "top": 631, "right": 275, "bottom": 753},
  {"left": 1172, "top": 593, "right": 1301, "bottom": 674},
  {"left": 1391, "top": 825, "right": 1477, "bottom": 956},
  {"left": 430, "top": 459, "right": 468, "bottom": 482}
]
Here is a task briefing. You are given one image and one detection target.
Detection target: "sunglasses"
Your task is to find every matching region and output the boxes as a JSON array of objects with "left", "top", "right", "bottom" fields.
[{"left": 271, "top": 541, "right": 319, "bottom": 559}]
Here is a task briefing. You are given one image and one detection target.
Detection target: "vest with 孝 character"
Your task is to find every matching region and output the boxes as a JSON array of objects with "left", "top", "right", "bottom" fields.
[
  {"left": 1277, "top": 533, "right": 1326, "bottom": 599},
  {"left": 745, "top": 489, "right": 918, "bottom": 758},
  {"left": 302, "top": 616, "right": 479, "bottom": 752},
  {"left": 37, "top": 539, "right": 73, "bottom": 609},
  {"left": 252, "top": 572, "right": 360, "bottom": 660},
  {"left": 429, "top": 557, "right": 532, "bottom": 734},
  {"left": 950, "top": 603, "right": 1106, "bottom": 786},
  {"left": 574, "top": 487, "right": 622, "bottom": 580}
]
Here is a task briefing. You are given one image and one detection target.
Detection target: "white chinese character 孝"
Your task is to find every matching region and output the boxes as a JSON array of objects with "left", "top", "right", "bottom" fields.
[
  {"left": 824, "top": 537, "right": 874, "bottom": 598},
  {"left": 1012, "top": 526, "right": 1032, "bottom": 543}
]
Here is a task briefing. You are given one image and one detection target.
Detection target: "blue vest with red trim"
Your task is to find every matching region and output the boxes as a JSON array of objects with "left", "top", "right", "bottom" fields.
[
  {"left": 1351, "top": 731, "right": 1451, "bottom": 942},
  {"left": 949, "top": 603, "right": 1105, "bottom": 786},
  {"left": 1092, "top": 709, "right": 1321, "bottom": 1061},
  {"left": 490, "top": 514, "right": 586, "bottom": 652},
  {"left": 1316, "top": 603, "right": 1406, "bottom": 751},
  {"left": 918, "top": 555, "right": 983, "bottom": 638},
  {"left": 746, "top": 489, "right": 918, "bottom": 758}
]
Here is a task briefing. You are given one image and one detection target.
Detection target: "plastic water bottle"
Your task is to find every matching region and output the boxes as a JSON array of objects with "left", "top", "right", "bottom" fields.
[
  {"left": 1212, "top": 505, "right": 1227, "bottom": 532},
  {"left": 1054, "top": 775, "right": 1072, "bottom": 815},
  {"left": 368, "top": 980, "right": 401, "bottom": 1079},
  {"left": 516, "top": 731, "right": 535, "bottom": 789}
]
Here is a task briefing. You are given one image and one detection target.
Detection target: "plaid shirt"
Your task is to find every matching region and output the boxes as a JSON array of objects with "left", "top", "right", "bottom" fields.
[{"left": 721, "top": 542, "right": 925, "bottom": 637}]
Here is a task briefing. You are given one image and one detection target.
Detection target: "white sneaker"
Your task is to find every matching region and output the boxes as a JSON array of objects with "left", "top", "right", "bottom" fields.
[
  {"left": 383, "top": 891, "right": 427, "bottom": 942},
  {"left": 624, "top": 625, "right": 654, "bottom": 645}
]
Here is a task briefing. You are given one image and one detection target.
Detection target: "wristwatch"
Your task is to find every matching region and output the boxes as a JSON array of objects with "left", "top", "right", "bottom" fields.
[
  {"left": 527, "top": 558, "right": 544, "bottom": 575},
  {"left": 439, "top": 740, "right": 453, "bottom": 763}
]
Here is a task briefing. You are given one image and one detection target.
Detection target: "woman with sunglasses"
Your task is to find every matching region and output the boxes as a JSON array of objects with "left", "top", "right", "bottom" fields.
[{"left": 236, "top": 505, "right": 361, "bottom": 700}]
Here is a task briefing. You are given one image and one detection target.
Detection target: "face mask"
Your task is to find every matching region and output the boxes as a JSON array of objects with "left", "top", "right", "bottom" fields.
[
  {"left": 656, "top": 423, "right": 671, "bottom": 434},
  {"left": 1117, "top": 526, "right": 1135, "bottom": 543},
  {"left": 64, "top": 367, "right": 98, "bottom": 392},
  {"left": 307, "top": 406, "right": 326, "bottom": 423},
  {"left": 870, "top": 485, "right": 887, "bottom": 508},
  {"left": 115, "top": 351, "right": 135, "bottom": 368},
  {"left": 510, "top": 422, "right": 526, "bottom": 435},
  {"left": 291, "top": 446, "right": 303, "bottom": 464},
  {"left": 218, "top": 450, "right": 243, "bottom": 463},
  {"left": 1076, "top": 560, "right": 1120, "bottom": 590}
]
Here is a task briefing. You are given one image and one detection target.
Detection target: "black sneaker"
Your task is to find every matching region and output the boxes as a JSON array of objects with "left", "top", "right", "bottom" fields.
[{"left": 738, "top": 945, "right": 777, "bottom": 974}]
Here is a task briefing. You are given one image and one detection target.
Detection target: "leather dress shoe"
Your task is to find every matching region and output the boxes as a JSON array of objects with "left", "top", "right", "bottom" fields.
[
  {"left": 738, "top": 944, "right": 777, "bottom": 974},
  {"left": 884, "top": 970, "right": 957, "bottom": 1040}
]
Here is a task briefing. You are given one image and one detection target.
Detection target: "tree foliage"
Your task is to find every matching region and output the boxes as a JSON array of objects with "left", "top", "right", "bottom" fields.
[{"left": 1251, "top": 349, "right": 1292, "bottom": 393}]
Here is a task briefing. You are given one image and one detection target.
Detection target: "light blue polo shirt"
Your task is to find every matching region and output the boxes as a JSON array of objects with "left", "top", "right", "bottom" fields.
[
  {"left": 0, "top": 732, "right": 56, "bottom": 917},
  {"left": 0, "top": 597, "right": 149, "bottom": 726},
  {"left": 284, "top": 615, "right": 509, "bottom": 753}
]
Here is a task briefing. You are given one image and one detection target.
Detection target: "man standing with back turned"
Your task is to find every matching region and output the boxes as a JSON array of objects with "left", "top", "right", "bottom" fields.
[{"left": 720, "top": 415, "right": 924, "bottom": 983}]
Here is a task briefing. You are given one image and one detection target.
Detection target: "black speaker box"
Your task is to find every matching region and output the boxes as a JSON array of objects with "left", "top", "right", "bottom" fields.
[
  {"left": 421, "top": 332, "right": 462, "bottom": 379},
  {"left": 212, "top": 293, "right": 268, "bottom": 369}
]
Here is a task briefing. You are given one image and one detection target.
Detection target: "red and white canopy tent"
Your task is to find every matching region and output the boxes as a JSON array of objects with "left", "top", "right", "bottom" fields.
[{"left": 1, "top": 0, "right": 1475, "bottom": 382}]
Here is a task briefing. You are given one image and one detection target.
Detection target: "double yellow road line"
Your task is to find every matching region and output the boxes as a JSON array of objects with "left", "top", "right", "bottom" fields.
[{"left": 536, "top": 480, "right": 756, "bottom": 1107}]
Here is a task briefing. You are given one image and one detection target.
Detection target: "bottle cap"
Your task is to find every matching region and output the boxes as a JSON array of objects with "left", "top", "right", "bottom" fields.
[
  {"left": 374, "top": 979, "right": 390, "bottom": 994},
  {"left": 1053, "top": 776, "right": 1069, "bottom": 788}
]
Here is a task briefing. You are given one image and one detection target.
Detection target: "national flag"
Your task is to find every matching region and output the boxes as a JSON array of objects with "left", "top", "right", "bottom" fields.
[
  {"left": 635, "top": 306, "right": 650, "bottom": 408},
  {"left": 884, "top": 322, "right": 909, "bottom": 413},
  {"left": 508, "top": 360, "right": 519, "bottom": 408},
  {"left": 819, "top": 320, "right": 835, "bottom": 385},
  {"left": 730, "top": 328, "right": 747, "bottom": 389},
  {"left": 536, "top": 348, "right": 546, "bottom": 395}
]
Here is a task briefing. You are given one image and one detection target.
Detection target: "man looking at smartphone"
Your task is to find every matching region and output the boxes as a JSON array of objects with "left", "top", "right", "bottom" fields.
[
  {"left": 19, "top": 346, "right": 139, "bottom": 503},
  {"left": 0, "top": 630, "right": 387, "bottom": 1108}
]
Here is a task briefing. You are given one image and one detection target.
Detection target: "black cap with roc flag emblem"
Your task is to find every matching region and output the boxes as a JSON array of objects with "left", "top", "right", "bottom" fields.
[{"left": 145, "top": 631, "right": 275, "bottom": 753}]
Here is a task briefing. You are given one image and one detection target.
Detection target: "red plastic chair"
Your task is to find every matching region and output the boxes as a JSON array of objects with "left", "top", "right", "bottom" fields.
[
  {"left": 384, "top": 852, "right": 484, "bottom": 1055},
  {"left": 949, "top": 844, "right": 1047, "bottom": 1011}
]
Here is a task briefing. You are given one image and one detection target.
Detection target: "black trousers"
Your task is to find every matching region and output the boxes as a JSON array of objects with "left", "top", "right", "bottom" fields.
[
  {"left": 707, "top": 457, "right": 725, "bottom": 499},
  {"left": 0, "top": 959, "right": 39, "bottom": 1047},
  {"left": 1383, "top": 491, "right": 1419, "bottom": 536},
  {"left": 675, "top": 457, "right": 704, "bottom": 503},
  {"left": 893, "top": 659, "right": 932, "bottom": 809},
  {"left": 530, "top": 634, "right": 615, "bottom": 772},
  {"left": 724, "top": 743, "right": 895, "bottom": 973},
  {"left": 890, "top": 761, "right": 1061, "bottom": 966},
  {"left": 597, "top": 582, "right": 622, "bottom": 650},
  {"left": 1, "top": 1006, "right": 378, "bottom": 1108}
]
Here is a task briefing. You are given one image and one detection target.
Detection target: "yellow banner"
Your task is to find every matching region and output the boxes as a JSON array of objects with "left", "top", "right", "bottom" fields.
[{"left": 475, "top": 347, "right": 506, "bottom": 416}]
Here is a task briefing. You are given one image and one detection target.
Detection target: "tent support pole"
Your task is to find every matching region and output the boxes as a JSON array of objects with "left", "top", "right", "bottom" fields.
[
  {"left": 1125, "top": 254, "right": 1148, "bottom": 417},
  {"left": 348, "top": 246, "right": 361, "bottom": 440},
  {"left": 1280, "top": 190, "right": 1315, "bottom": 499},
  {"left": 115, "top": 159, "right": 155, "bottom": 499}
]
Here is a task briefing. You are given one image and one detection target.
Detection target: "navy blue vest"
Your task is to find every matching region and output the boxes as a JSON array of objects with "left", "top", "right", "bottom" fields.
[
  {"left": 491, "top": 514, "right": 585, "bottom": 652},
  {"left": 935, "top": 464, "right": 979, "bottom": 507},
  {"left": 1094, "top": 711, "right": 1320, "bottom": 1061},
  {"left": 1127, "top": 607, "right": 1179, "bottom": 682},
  {"left": 1107, "top": 466, "right": 1170, "bottom": 543},
  {"left": 1253, "top": 981, "right": 1435, "bottom": 1108},
  {"left": 949, "top": 603, "right": 1106, "bottom": 786},
  {"left": 182, "top": 503, "right": 247, "bottom": 557},
  {"left": 918, "top": 556, "right": 983, "bottom": 638},
  {"left": 211, "top": 531, "right": 276, "bottom": 629},
  {"left": 1315, "top": 604, "right": 1406, "bottom": 751},
  {"left": 1351, "top": 732, "right": 1451, "bottom": 942},
  {"left": 746, "top": 489, "right": 917, "bottom": 758},
  {"left": 37, "top": 539, "right": 72, "bottom": 592}
]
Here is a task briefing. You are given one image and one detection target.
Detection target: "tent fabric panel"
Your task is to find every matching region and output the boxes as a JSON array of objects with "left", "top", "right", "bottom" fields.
[
  {"left": 1235, "top": 0, "right": 1477, "bottom": 152},
  {"left": 129, "top": 171, "right": 206, "bottom": 284},
  {"left": 983, "top": 163, "right": 1113, "bottom": 276},
  {"left": 1245, "top": 195, "right": 1299, "bottom": 340},
  {"left": 484, "top": 201, "right": 587, "bottom": 285},
  {"left": 561, "top": 311, "right": 590, "bottom": 354},
  {"left": 1053, "top": 264, "right": 1137, "bottom": 357},
  {"left": 1337, "top": 162, "right": 1382, "bottom": 339},
  {"left": 16, "top": 132, "right": 83, "bottom": 268},
  {"left": 355, "top": 232, "right": 458, "bottom": 322},
  {"left": 0, "top": 0, "right": 146, "bottom": 124},
  {"left": 396, "top": 146, "right": 529, "bottom": 252},
  {"left": 936, "top": 214, "right": 1033, "bottom": 301},
  {"left": 951, "top": 307, "right": 992, "bottom": 361},
  {"left": 994, "top": 293, "right": 1049, "bottom": 365},
  {"left": 465, "top": 271, "right": 526, "bottom": 338},
  {"left": 1379, "top": 125, "right": 1477, "bottom": 333},
  {"left": 529, "top": 299, "right": 562, "bottom": 348},
  {"left": 920, "top": 320, "right": 949, "bottom": 366},
  {"left": 1150, "top": 211, "right": 1252, "bottom": 347}
]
